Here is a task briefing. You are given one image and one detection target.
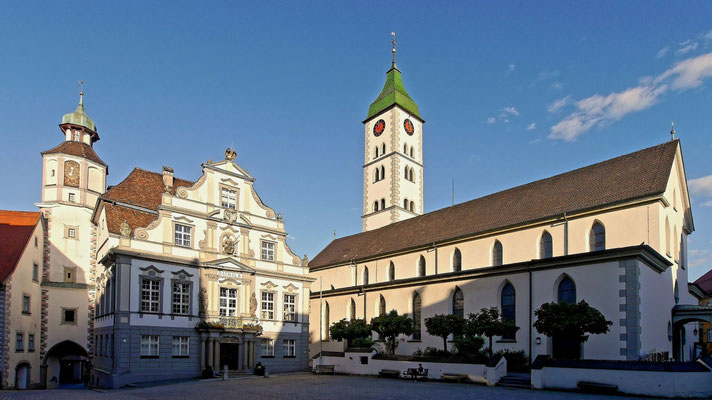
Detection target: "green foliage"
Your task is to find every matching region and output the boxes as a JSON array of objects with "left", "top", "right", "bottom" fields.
[
  {"left": 424, "top": 314, "right": 466, "bottom": 353},
  {"left": 370, "top": 310, "right": 414, "bottom": 355},
  {"left": 494, "top": 349, "right": 529, "bottom": 372},
  {"left": 533, "top": 300, "right": 612, "bottom": 345},
  {"left": 466, "top": 307, "right": 520, "bottom": 357},
  {"left": 453, "top": 335, "right": 485, "bottom": 358},
  {"left": 329, "top": 318, "right": 372, "bottom": 345},
  {"left": 351, "top": 337, "right": 374, "bottom": 348}
]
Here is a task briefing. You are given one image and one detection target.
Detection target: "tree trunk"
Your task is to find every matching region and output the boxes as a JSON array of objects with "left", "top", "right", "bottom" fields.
[
  {"left": 488, "top": 336, "right": 493, "bottom": 358},
  {"left": 443, "top": 337, "right": 448, "bottom": 353}
]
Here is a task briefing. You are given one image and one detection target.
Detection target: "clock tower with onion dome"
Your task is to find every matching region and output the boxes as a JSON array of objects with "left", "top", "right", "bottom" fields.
[
  {"left": 35, "top": 88, "right": 107, "bottom": 386},
  {"left": 362, "top": 33, "right": 424, "bottom": 232}
]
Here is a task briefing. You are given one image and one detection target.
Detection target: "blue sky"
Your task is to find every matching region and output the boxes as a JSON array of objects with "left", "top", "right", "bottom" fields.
[{"left": 2, "top": 1, "right": 712, "bottom": 280}]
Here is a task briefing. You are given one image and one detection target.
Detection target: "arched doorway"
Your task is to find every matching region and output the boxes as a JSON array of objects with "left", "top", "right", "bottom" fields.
[
  {"left": 15, "top": 362, "right": 31, "bottom": 389},
  {"left": 42, "top": 340, "right": 89, "bottom": 389},
  {"left": 672, "top": 305, "right": 712, "bottom": 361}
]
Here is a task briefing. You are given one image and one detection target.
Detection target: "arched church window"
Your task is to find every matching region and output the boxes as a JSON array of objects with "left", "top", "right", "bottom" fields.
[
  {"left": 452, "top": 248, "right": 462, "bottom": 272},
  {"left": 374, "top": 201, "right": 379, "bottom": 212},
  {"left": 382, "top": 143, "right": 386, "bottom": 154},
  {"left": 665, "top": 217, "right": 671, "bottom": 256},
  {"left": 410, "top": 201, "right": 415, "bottom": 212},
  {"left": 375, "top": 168, "right": 380, "bottom": 182},
  {"left": 404, "top": 198, "right": 409, "bottom": 209},
  {"left": 501, "top": 282, "right": 516, "bottom": 339},
  {"left": 674, "top": 281, "right": 679, "bottom": 304},
  {"left": 557, "top": 276, "right": 576, "bottom": 304},
  {"left": 412, "top": 292, "right": 422, "bottom": 340},
  {"left": 589, "top": 222, "right": 605, "bottom": 251},
  {"left": 389, "top": 261, "right": 395, "bottom": 281},
  {"left": 350, "top": 298, "right": 356, "bottom": 321},
  {"left": 380, "top": 198, "right": 386, "bottom": 210},
  {"left": 323, "top": 301, "right": 330, "bottom": 340},
  {"left": 418, "top": 255, "right": 426, "bottom": 277},
  {"left": 404, "top": 166, "right": 408, "bottom": 179},
  {"left": 453, "top": 287, "right": 464, "bottom": 318},
  {"left": 492, "top": 240, "right": 503, "bottom": 266},
  {"left": 380, "top": 166, "right": 385, "bottom": 180},
  {"left": 404, "top": 144, "right": 408, "bottom": 154},
  {"left": 375, "top": 146, "right": 379, "bottom": 158},
  {"left": 363, "top": 266, "right": 369, "bottom": 285},
  {"left": 540, "top": 231, "right": 553, "bottom": 259},
  {"left": 379, "top": 295, "right": 386, "bottom": 316},
  {"left": 674, "top": 226, "right": 679, "bottom": 262},
  {"left": 410, "top": 147, "right": 414, "bottom": 158}
]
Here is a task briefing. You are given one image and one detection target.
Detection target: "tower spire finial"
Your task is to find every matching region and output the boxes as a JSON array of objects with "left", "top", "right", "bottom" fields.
[
  {"left": 670, "top": 122, "right": 676, "bottom": 141},
  {"left": 391, "top": 32, "right": 397, "bottom": 68},
  {"left": 78, "top": 80, "right": 84, "bottom": 106}
]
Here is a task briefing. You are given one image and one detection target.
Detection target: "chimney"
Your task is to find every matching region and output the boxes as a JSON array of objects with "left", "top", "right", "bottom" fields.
[{"left": 162, "top": 166, "right": 174, "bottom": 192}]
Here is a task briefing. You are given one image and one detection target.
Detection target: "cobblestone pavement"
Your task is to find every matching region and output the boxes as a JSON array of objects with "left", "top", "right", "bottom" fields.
[{"left": 0, "top": 373, "right": 665, "bottom": 400}]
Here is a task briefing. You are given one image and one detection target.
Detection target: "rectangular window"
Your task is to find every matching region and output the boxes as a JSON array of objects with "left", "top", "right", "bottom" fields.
[
  {"left": 16, "top": 333, "right": 23, "bottom": 352},
  {"left": 22, "top": 295, "right": 31, "bottom": 314},
  {"left": 221, "top": 188, "right": 237, "bottom": 210},
  {"left": 62, "top": 308, "right": 77, "bottom": 324},
  {"left": 172, "top": 336, "right": 189, "bottom": 357},
  {"left": 140, "top": 335, "right": 160, "bottom": 357},
  {"left": 261, "top": 339, "right": 274, "bottom": 357},
  {"left": 64, "top": 266, "right": 76, "bottom": 283},
  {"left": 283, "top": 294, "right": 296, "bottom": 322},
  {"left": 219, "top": 287, "right": 238, "bottom": 317},
  {"left": 68, "top": 227, "right": 76, "bottom": 237},
  {"left": 28, "top": 334, "right": 35, "bottom": 352},
  {"left": 261, "top": 292, "right": 274, "bottom": 320},
  {"left": 68, "top": 193, "right": 76, "bottom": 203},
  {"left": 141, "top": 279, "right": 160, "bottom": 313},
  {"left": 172, "top": 282, "right": 190, "bottom": 315},
  {"left": 261, "top": 241, "right": 275, "bottom": 261},
  {"left": 174, "top": 224, "right": 191, "bottom": 247},
  {"left": 32, "top": 263, "right": 39, "bottom": 282},
  {"left": 282, "top": 339, "right": 295, "bottom": 357}
]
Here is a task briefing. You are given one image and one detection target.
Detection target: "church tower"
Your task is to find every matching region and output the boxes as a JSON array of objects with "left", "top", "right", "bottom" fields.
[{"left": 362, "top": 34, "right": 424, "bottom": 232}]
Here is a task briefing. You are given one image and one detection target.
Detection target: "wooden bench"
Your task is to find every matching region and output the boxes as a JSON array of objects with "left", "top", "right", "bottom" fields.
[
  {"left": 378, "top": 369, "right": 401, "bottom": 378},
  {"left": 314, "top": 365, "right": 335, "bottom": 375},
  {"left": 405, "top": 368, "right": 429, "bottom": 380}
]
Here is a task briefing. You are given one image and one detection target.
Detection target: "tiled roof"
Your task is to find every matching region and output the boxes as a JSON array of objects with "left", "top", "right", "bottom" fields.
[
  {"left": 41, "top": 141, "right": 107, "bottom": 166},
  {"left": 100, "top": 168, "right": 194, "bottom": 235},
  {"left": 694, "top": 269, "right": 712, "bottom": 294},
  {"left": 310, "top": 140, "right": 679, "bottom": 269},
  {"left": 0, "top": 211, "right": 40, "bottom": 283}
]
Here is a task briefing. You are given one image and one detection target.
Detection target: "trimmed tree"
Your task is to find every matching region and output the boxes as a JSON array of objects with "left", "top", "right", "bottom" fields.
[
  {"left": 533, "top": 300, "right": 612, "bottom": 360},
  {"left": 370, "top": 310, "right": 414, "bottom": 355},
  {"left": 467, "top": 307, "right": 519, "bottom": 358},
  {"left": 424, "top": 314, "right": 466, "bottom": 353},
  {"left": 329, "top": 318, "right": 373, "bottom": 348}
]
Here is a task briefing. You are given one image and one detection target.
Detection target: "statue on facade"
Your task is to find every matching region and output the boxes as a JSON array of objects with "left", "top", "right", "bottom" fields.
[
  {"left": 199, "top": 288, "right": 208, "bottom": 317},
  {"left": 249, "top": 292, "right": 258, "bottom": 316},
  {"left": 222, "top": 236, "right": 236, "bottom": 255},
  {"left": 119, "top": 220, "right": 131, "bottom": 237},
  {"left": 225, "top": 147, "right": 237, "bottom": 161},
  {"left": 302, "top": 254, "right": 309, "bottom": 267}
]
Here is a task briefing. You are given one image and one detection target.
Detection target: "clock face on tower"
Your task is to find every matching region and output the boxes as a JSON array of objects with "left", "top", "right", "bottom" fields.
[
  {"left": 373, "top": 119, "right": 386, "bottom": 137},
  {"left": 64, "top": 160, "right": 80, "bottom": 187},
  {"left": 404, "top": 119, "right": 414, "bottom": 135}
]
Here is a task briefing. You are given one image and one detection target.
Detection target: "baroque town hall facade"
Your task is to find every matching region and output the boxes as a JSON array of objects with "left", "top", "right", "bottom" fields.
[{"left": 0, "top": 93, "right": 313, "bottom": 389}]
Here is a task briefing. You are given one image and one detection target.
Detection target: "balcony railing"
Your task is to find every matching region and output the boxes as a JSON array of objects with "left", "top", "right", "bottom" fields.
[{"left": 203, "top": 314, "right": 260, "bottom": 330}]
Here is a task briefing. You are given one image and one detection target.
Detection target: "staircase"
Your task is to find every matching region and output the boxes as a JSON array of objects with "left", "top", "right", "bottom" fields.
[{"left": 497, "top": 373, "right": 531, "bottom": 389}]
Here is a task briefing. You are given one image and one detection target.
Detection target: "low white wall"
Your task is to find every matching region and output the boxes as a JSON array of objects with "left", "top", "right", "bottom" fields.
[
  {"left": 315, "top": 351, "right": 496, "bottom": 382},
  {"left": 534, "top": 366, "right": 712, "bottom": 398}
]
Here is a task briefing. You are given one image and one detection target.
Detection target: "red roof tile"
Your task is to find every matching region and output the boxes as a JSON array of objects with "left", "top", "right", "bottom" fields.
[
  {"left": 0, "top": 211, "right": 40, "bottom": 283},
  {"left": 100, "top": 168, "right": 194, "bottom": 235},
  {"left": 694, "top": 269, "right": 712, "bottom": 294},
  {"left": 310, "top": 141, "right": 679, "bottom": 269},
  {"left": 41, "top": 141, "right": 107, "bottom": 166}
]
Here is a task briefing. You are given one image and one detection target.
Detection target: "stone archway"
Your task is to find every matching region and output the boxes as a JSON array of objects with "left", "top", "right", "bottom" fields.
[
  {"left": 41, "top": 340, "right": 89, "bottom": 389},
  {"left": 672, "top": 305, "right": 712, "bottom": 361},
  {"left": 15, "top": 362, "right": 31, "bottom": 389}
]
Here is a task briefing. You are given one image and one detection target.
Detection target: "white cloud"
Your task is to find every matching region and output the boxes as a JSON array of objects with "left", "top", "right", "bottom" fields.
[
  {"left": 705, "top": 29, "right": 712, "bottom": 40},
  {"left": 547, "top": 95, "right": 571, "bottom": 113},
  {"left": 657, "top": 46, "right": 670, "bottom": 59},
  {"left": 676, "top": 41, "right": 699, "bottom": 56},
  {"left": 689, "top": 175, "right": 712, "bottom": 206},
  {"left": 503, "top": 106, "right": 519, "bottom": 116},
  {"left": 551, "top": 81, "right": 564, "bottom": 91},
  {"left": 550, "top": 52, "right": 712, "bottom": 141},
  {"left": 526, "top": 122, "right": 536, "bottom": 130},
  {"left": 487, "top": 117, "right": 496, "bottom": 124},
  {"left": 506, "top": 64, "right": 516, "bottom": 74},
  {"left": 530, "top": 69, "right": 559, "bottom": 87}
]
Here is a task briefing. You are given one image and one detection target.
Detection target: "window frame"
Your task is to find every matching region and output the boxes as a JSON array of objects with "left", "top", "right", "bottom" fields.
[
  {"left": 64, "top": 266, "right": 77, "bottom": 283},
  {"left": 282, "top": 339, "right": 296, "bottom": 358},
  {"left": 32, "top": 262, "right": 39, "bottom": 282},
  {"left": 540, "top": 231, "right": 553, "bottom": 259},
  {"left": 140, "top": 277, "right": 162, "bottom": 314},
  {"left": 261, "top": 339, "right": 275, "bottom": 357},
  {"left": 171, "top": 280, "right": 191, "bottom": 315},
  {"left": 283, "top": 293, "right": 297, "bottom": 322},
  {"left": 61, "top": 307, "right": 78, "bottom": 325},
  {"left": 220, "top": 185, "right": 238, "bottom": 210},
  {"left": 174, "top": 223, "right": 193, "bottom": 248},
  {"left": 261, "top": 291, "right": 275, "bottom": 320},
  {"left": 492, "top": 240, "right": 503, "bottom": 266},
  {"left": 15, "top": 332, "right": 24, "bottom": 352},
  {"left": 261, "top": 240, "right": 276, "bottom": 262},
  {"left": 172, "top": 336, "right": 190, "bottom": 357},
  {"left": 501, "top": 283, "right": 516, "bottom": 340},
  {"left": 219, "top": 287, "right": 238, "bottom": 317},
  {"left": 28, "top": 333, "right": 35, "bottom": 352},
  {"left": 412, "top": 292, "right": 422, "bottom": 341},
  {"left": 589, "top": 222, "right": 606, "bottom": 251},
  {"left": 22, "top": 294, "right": 31, "bottom": 315},
  {"left": 140, "top": 335, "right": 160, "bottom": 358}
]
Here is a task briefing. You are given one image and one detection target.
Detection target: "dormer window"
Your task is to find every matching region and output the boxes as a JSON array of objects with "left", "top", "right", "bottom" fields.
[{"left": 221, "top": 188, "right": 237, "bottom": 210}]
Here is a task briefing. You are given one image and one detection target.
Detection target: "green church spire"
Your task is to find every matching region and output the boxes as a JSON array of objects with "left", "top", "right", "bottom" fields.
[
  {"left": 365, "top": 33, "right": 421, "bottom": 122},
  {"left": 62, "top": 84, "right": 97, "bottom": 133}
]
